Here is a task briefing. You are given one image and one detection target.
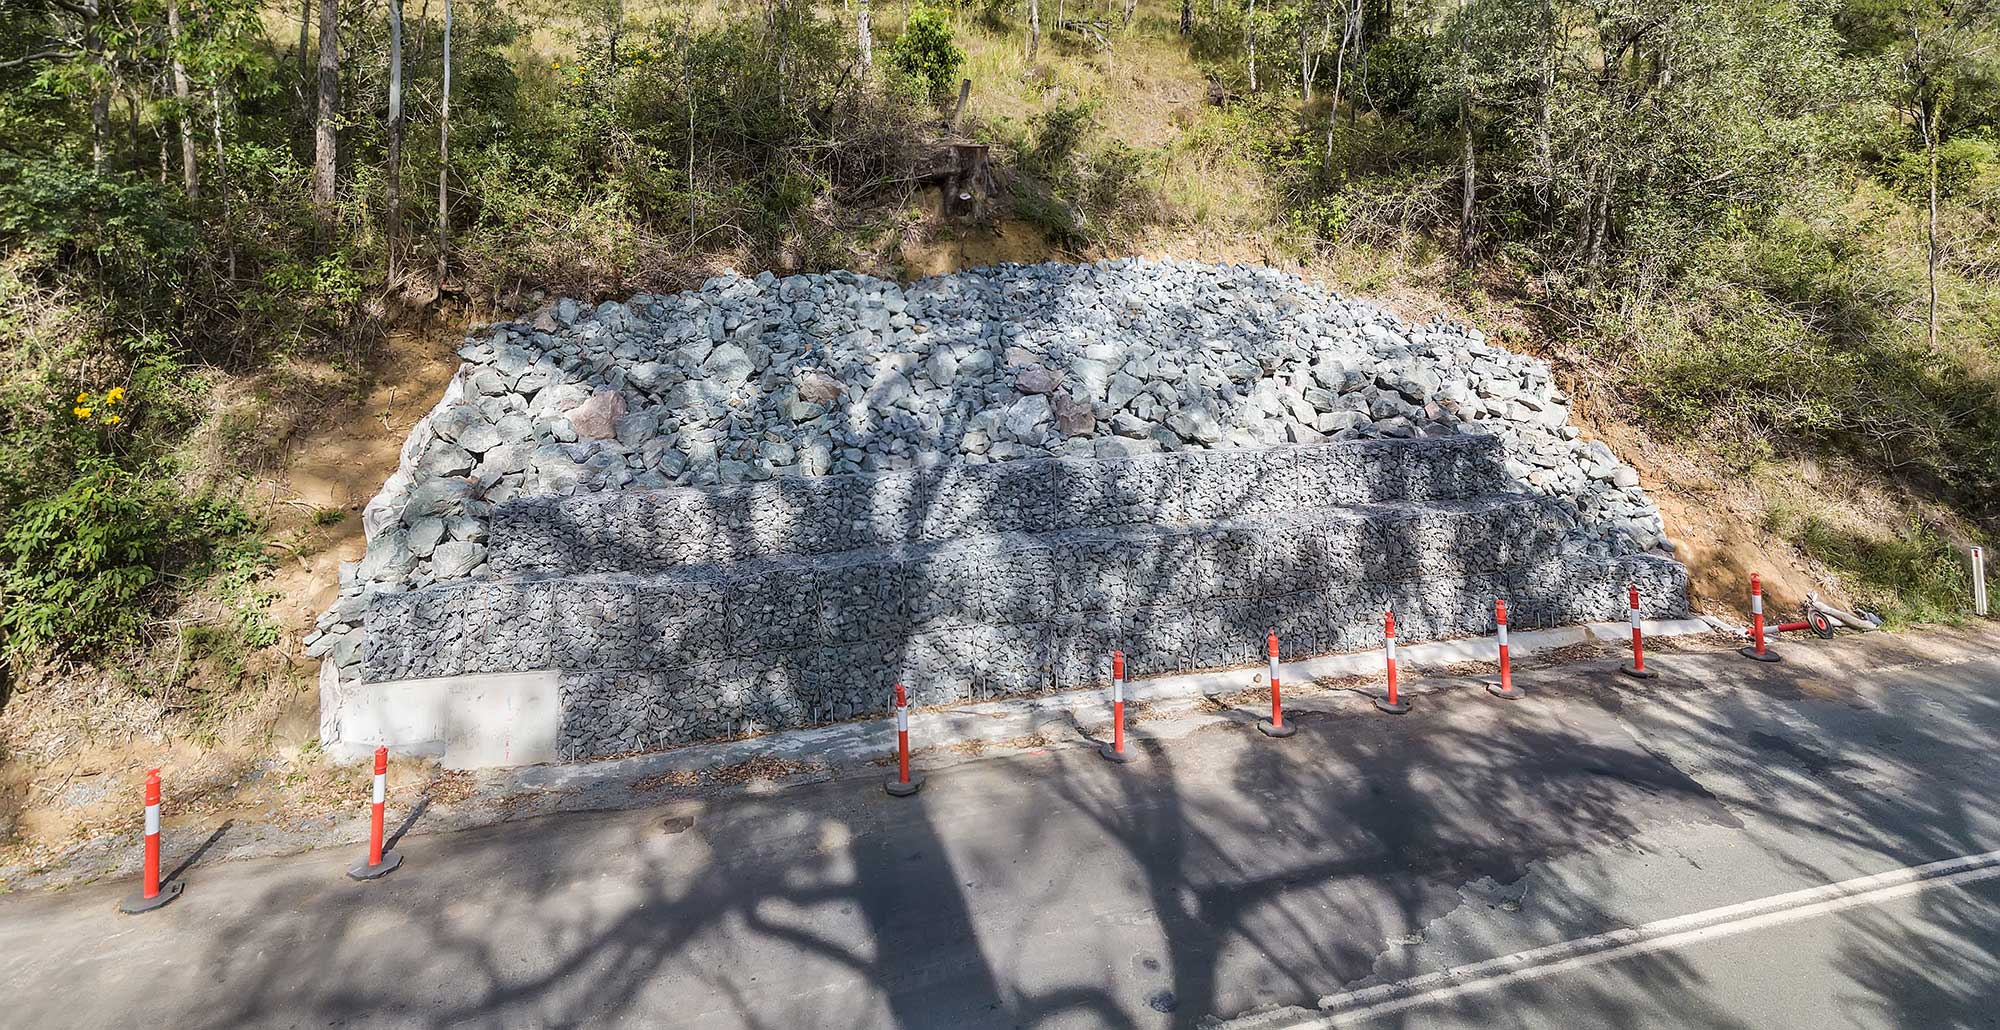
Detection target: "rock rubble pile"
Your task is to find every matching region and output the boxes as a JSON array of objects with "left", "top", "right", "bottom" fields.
[{"left": 306, "top": 259, "right": 1671, "bottom": 680}]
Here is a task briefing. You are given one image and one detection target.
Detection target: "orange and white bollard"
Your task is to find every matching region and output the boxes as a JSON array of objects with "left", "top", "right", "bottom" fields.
[
  {"left": 1740, "top": 573, "right": 1782, "bottom": 663},
  {"left": 1257, "top": 631, "right": 1297, "bottom": 738},
  {"left": 118, "top": 768, "right": 183, "bottom": 913},
  {"left": 884, "top": 682, "right": 924, "bottom": 796},
  {"left": 1619, "top": 584, "right": 1660, "bottom": 680},
  {"left": 1375, "top": 608, "right": 1410, "bottom": 714},
  {"left": 1100, "top": 650, "right": 1136, "bottom": 763},
  {"left": 1487, "top": 599, "right": 1523, "bottom": 699},
  {"left": 348, "top": 746, "right": 404, "bottom": 880}
]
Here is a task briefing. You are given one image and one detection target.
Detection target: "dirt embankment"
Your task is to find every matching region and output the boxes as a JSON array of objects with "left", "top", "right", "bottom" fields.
[{"left": 0, "top": 326, "right": 462, "bottom": 871}]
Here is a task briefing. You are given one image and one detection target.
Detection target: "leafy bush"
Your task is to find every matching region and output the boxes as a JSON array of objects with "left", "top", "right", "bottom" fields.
[
  {"left": 0, "top": 158, "right": 195, "bottom": 305},
  {"left": 0, "top": 459, "right": 255, "bottom": 659},
  {"left": 1010, "top": 98, "right": 1157, "bottom": 246},
  {"left": 1774, "top": 511, "right": 1981, "bottom": 627},
  {"left": 889, "top": 4, "right": 965, "bottom": 106},
  {"left": 1881, "top": 135, "right": 2000, "bottom": 200}
]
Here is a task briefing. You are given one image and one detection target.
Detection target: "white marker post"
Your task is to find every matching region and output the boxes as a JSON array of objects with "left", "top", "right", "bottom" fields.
[{"left": 1975, "top": 546, "right": 1989, "bottom": 618}]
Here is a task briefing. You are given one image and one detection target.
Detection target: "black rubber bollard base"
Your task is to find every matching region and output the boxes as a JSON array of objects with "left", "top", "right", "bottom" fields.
[
  {"left": 1739, "top": 646, "right": 1783, "bottom": 663},
  {"left": 347, "top": 850, "right": 403, "bottom": 882},
  {"left": 884, "top": 773, "right": 925, "bottom": 797},
  {"left": 1256, "top": 719, "right": 1298, "bottom": 738},
  {"left": 118, "top": 879, "right": 184, "bottom": 914},
  {"left": 1374, "top": 697, "right": 1412, "bottom": 715},
  {"left": 1099, "top": 742, "right": 1137, "bottom": 763},
  {"left": 1486, "top": 681, "right": 1525, "bottom": 700},
  {"left": 1619, "top": 664, "right": 1660, "bottom": 680}
]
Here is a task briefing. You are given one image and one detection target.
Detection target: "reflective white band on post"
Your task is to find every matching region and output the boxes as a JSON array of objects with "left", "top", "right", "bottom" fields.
[
  {"left": 1386, "top": 637, "right": 1397, "bottom": 660},
  {"left": 1497, "top": 624, "right": 1508, "bottom": 646},
  {"left": 1629, "top": 606, "right": 1642, "bottom": 629},
  {"left": 896, "top": 707, "right": 908, "bottom": 732},
  {"left": 145, "top": 803, "right": 160, "bottom": 836},
  {"left": 1267, "top": 655, "right": 1279, "bottom": 681},
  {"left": 1113, "top": 679, "right": 1123, "bottom": 703},
  {"left": 1752, "top": 595, "right": 1763, "bottom": 614},
  {"left": 372, "top": 774, "right": 386, "bottom": 805}
]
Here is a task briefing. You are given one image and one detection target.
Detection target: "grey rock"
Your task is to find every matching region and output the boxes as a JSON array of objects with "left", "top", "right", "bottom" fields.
[{"left": 430, "top": 540, "right": 485, "bottom": 580}]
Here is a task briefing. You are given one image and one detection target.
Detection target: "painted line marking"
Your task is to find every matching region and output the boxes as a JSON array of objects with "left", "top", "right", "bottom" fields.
[{"left": 1283, "top": 848, "right": 2000, "bottom": 1027}]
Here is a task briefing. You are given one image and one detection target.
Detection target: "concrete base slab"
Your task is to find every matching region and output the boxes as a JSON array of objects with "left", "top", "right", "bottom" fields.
[
  {"left": 117, "top": 880, "right": 183, "bottom": 915},
  {"left": 346, "top": 850, "right": 403, "bottom": 881}
]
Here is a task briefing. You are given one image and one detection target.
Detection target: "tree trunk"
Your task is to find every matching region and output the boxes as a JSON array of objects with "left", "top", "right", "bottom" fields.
[
  {"left": 1347, "top": 0, "right": 1365, "bottom": 127},
  {"left": 386, "top": 0, "right": 405, "bottom": 286},
  {"left": 1181, "top": 0, "right": 1192, "bottom": 36},
  {"left": 298, "top": 0, "right": 311, "bottom": 93},
  {"left": 608, "top": 0, "right": 623, "bottom": 65},
  {"left": 86, "top": 1, "right": 108, "bottom": 173},
  {"left": 167, "top": 0, "right": 199, "bottom": 197},
  {"left": 312, "top": 0, "right": 339, "bottom": 212},
  {"left": 1533, "top": 0, "right": 1553, "bottom": 215},
  {"left": 1123, "top": 0, "right": 1138, "bottom": 25},
  {"left": 1299, "top": 17, "right": 1311, "bottom": 102},
  {"left": 1459, "top": 92, "right": 1475, "bottom": 263},
  {"left": 857, "top": 0, "right": 871, "bottom": 69},
  {"left": 1456, "top": 0, "right": 1473, "bottom": 263},
  {"left": 1923, "top": 104, "right": 1940, "bottom": 351},
  {"left": 1028, "top": 0, "right": 1040, "bottom": 60},
  {"left": 438, "top": 0, "right": 453, "bottom": 282},
  {"left": 212, "top": 74, "right": 237, "bottom": 281},
  {"left": 1326, "top": 0, "right": 1353, "bottom": 155},
  {"left": 1586, "top": 166, "right": 1613, "bottom": 268},
  {"left": 1246, "top": 0, "right": 1257, "bottom": 91}
]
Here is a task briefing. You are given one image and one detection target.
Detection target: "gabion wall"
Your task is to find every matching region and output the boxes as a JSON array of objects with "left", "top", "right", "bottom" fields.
[{"left": 358, "top": 436, "right": 1687, "bottom": 760}]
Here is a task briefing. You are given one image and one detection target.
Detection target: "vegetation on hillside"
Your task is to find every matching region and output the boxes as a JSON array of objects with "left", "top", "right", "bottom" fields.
[{"left": 0, "top": 0, "right": 1994, "bottom": 677}]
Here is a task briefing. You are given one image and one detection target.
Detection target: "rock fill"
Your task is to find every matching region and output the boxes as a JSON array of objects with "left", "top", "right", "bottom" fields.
[{"left": 304, "top": 259, "right": 1672, "bottom": 685}]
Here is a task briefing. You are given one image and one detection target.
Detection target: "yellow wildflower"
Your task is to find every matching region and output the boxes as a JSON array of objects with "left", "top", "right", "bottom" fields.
[
  {"left": 73, "top": 406, "right": 92, "bottom": 419},
  {"left": 76, "top": 392, "right": 89, "bottom": 403},
  {"left": 105, "top": 414, "right": 122, "bottom": 425},
  {"left": 106, "top": 386, "right": 125, "bottom": 404}
]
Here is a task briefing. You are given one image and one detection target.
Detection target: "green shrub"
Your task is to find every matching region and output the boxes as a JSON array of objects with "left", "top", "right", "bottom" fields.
[
  {"left": 889, "top": 3, "right": 965, "bottom": 107},
  {"left": 1775, "top": 512, "right": 1981, "bottom": 627},
  {"left": 0, "top": 458, "right": 254, "bottom": 660},
  {"left": 1881, "top": 135, "right": 1999, "bottom": 201}
]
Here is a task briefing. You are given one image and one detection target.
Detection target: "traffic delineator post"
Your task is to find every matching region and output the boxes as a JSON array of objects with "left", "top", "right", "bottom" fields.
[
  {"left": 1739, "top": 573, "right": 1782, "bottom": 663},
  {"left": 1375, "top": 608, "right": 1411, "bottom": 714},
  {"left": 1486, "top": 599, "right": 1523, "bottom": 700},
  {"left": 1257, "top": 631, "right": 1298, "bottom": 737},
  {"left": 884, "top": 683, "right": 924, "bottom": 796},
  {"left": 118, "top": 768, "right": 183, "bottom": 914},
  {"left": 347, "top": 746, "right": 403, "bottom": 881},
  {"left": 1619, "top": 584, "right": 1660, "bottom": 680},
  {"left": 1100, "top": 650, "right": 1136, "bottom": 763}
]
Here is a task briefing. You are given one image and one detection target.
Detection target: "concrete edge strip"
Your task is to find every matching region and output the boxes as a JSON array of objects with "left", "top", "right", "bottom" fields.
[
  {"left": 1269, "top": 847, "right": 2000, "bottom": 1028},
  {"left": 1118, "top": 618, "right": 1713, "bottom": 706},
  {"left": 506, "top": 618, "right": 1711, "bottom": 787}
]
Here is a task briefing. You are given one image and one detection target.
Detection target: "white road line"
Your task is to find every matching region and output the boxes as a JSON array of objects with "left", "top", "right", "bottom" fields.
[{"left": 1279, "top": 848, "right": 2000, "bottom": 1027}]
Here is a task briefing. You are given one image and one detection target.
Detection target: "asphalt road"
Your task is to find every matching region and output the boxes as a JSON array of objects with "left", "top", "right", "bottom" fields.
[{"left": 3, "top": 629, "right": 1998, "bottom": 1029}]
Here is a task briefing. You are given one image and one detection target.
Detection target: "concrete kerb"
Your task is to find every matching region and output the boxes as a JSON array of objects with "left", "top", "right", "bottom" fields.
[{"left": 506, "top": 618, "right": 1714, "bottom": 799}]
